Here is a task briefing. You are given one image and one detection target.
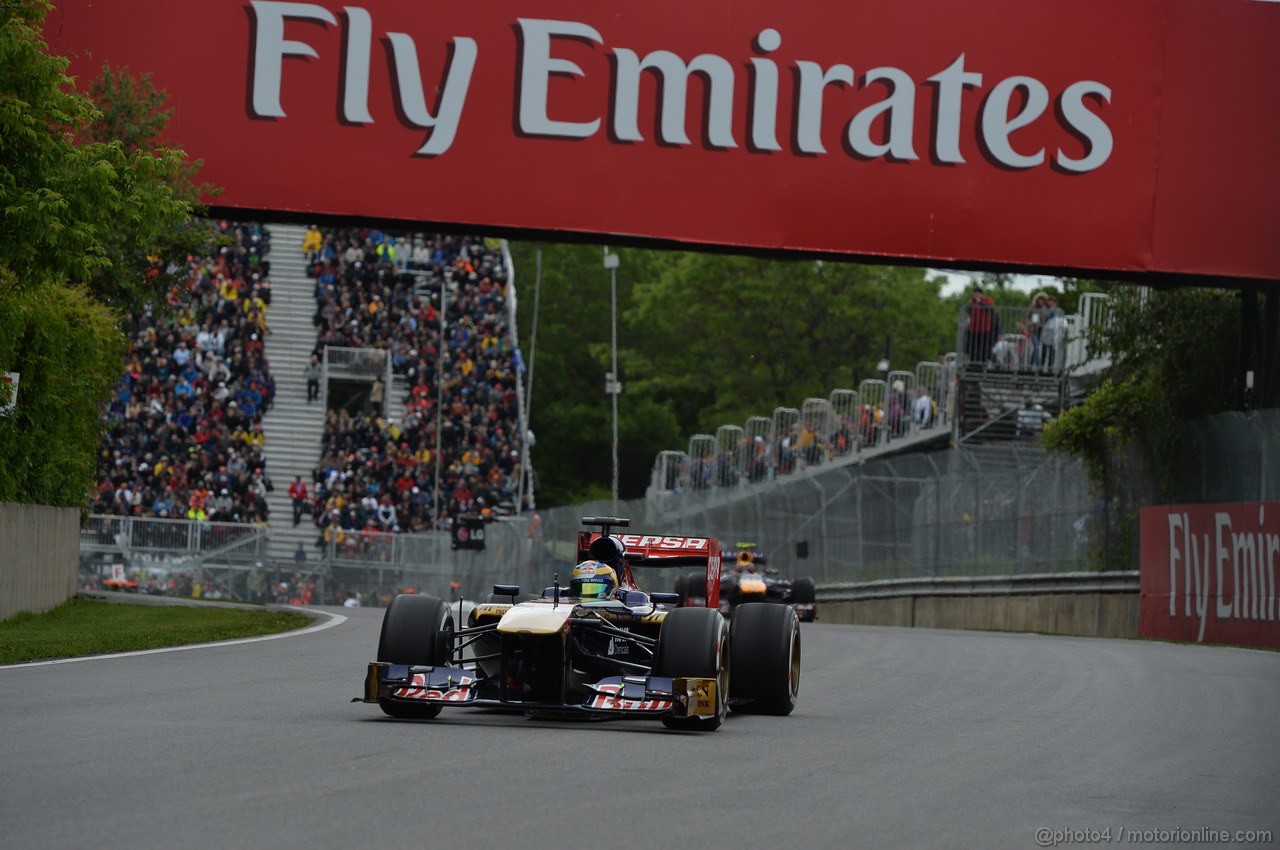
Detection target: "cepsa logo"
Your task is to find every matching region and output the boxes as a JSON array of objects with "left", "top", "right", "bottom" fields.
[
  {"left": 247, "top": 1, "right": 1113, "bottom": 170},
  {"left": 617, "top": 535, "right": 709, "bottom": 551}
]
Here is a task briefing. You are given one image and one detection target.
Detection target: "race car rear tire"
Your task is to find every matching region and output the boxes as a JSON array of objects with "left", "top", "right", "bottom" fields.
[
  {"left": 673, "top": 573, "right": 689, "bottom": 604},
  {"left": 376, "top": 594, "right": 453, "bottom": 719},
  {"left": 791, "top": 577, "right": 817, "bottom": 605},
  {"left": 729, "top": 602, "right": 800, "bottom": 716},
  {"left": 684, "top": 571, "right": 708, "bottom": 605},
  {"left": 654, "top": 607, "right": 729, "bottom": 731}
]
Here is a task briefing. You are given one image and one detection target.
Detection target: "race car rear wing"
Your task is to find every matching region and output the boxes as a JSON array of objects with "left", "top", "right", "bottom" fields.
[{"left": 578, "top": 518, "right": 721, "bottom": 608}]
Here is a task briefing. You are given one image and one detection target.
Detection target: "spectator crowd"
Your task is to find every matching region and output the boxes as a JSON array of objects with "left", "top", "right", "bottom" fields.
[
  {"left": 300, "top": 226, "right": 527, "bottom": 547},
  {"left": 92, "top": 222, "right": 278, "bottom": 523}
]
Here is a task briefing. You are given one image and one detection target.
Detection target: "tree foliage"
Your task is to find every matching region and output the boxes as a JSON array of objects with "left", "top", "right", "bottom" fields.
[
  {"left": 628, "top": 254, "right": 953, "bottom": 427},
  {"left": 0, "top": 0, "right": 212, "bottom": 508},
  {"left": 512, "top": 242, "right": 957, "bottom": 505},
  {"left": 0, "top": 275, "right": 125, "bottom": 507},
  {"left": 1043, "top": 285, "right": 1240, "bottom": 498},
  {"left": 0, "top": 0, "right": 207, "bottom": 313}
]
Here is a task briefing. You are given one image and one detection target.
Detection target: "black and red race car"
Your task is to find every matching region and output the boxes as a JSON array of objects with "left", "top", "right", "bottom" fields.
[
  {"left": 676, "top": 542, "right": 817, "bottom": 622},
  {"left": 359, "top": 517, "right": 801, "bottom": 731}
]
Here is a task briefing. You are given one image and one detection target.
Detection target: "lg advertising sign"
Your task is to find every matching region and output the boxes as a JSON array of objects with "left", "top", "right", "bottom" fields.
[
  {"left": 1140, "top": 503, "right": 1280, "bottom": 650},
  {"left": 47, "top": 0, "right": 1280, "bottom": 281}
]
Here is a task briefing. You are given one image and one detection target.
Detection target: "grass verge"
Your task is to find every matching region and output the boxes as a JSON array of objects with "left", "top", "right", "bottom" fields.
[{"left": 0, "top": 597, "right": 313, "bottom": 664}]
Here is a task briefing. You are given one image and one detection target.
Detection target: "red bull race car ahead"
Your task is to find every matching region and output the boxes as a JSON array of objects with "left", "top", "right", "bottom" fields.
[
  {"left": 676, "top": 543, "right": 818, "bottom": 623},
  {"left": 359, "top": 517, "right": 800, "bottom": 731}
]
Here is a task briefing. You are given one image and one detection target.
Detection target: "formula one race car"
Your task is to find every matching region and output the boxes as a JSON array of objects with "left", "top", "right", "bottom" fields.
[
  {"left": 359, "top": 518, "right": 800, "bottom": 730},
  {"left": 676, "top": 542, "right": 817, "bottom": 622}
]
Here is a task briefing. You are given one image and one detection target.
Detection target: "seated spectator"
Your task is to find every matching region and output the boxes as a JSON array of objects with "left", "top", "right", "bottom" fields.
[
  {"left": 305, "top": 227, "right": 527, "bottom": 538},
  {"left": 93, "top": 222, "right": 277, "bottom": 524}
]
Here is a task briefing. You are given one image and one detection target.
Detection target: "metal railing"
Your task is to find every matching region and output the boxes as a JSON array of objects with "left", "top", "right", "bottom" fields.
[
  {"left": 321, "top": 346, "right": 393, "bottom": 409},
  {"left": 647, "top": 295, "right": 1115, "bottom": 504},
  {"left": 819, "top": 571, "right": 1139, "bottom": 602},
  {"left": 81, "top": 515, "right": 267, "bottom": 559},
  {"left": 954, "top": 299, "right": 1110, "bottom": 376}
]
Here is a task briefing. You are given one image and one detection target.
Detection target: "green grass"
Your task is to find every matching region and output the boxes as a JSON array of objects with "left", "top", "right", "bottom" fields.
[{"left": 0, "top": 597, "right": 313, "bottom": 664}]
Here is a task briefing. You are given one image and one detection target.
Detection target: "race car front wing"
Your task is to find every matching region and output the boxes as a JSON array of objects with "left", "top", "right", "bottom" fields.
[{"left": 360, "top": 663, "right": 718, "bottom": 719}]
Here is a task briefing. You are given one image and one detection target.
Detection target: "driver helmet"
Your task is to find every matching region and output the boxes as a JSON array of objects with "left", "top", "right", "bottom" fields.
[
  {"left": 736, "top": 550, "right": 757, "bottom": 573},
  {"left": 570, "top": 561, "right": 618, "bottom": 600}
]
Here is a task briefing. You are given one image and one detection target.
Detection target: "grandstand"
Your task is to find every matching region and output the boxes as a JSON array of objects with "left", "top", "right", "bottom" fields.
[
  {"left": 84, "top": 221, "right": 531, "bottom": 600},
  {"left": 646, "top": 291, "right": 1113, "bottom": 509},
  {"left": 91, "top": 222, "right": 276, "bottom": 526},
  {"left": 84, "top": 225, "right": 1124, "bottom": 602}
]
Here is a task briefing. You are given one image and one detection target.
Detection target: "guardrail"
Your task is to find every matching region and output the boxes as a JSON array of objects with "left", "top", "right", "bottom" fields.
[
  {"left": 816, "top": 570, "right": 1141, "bottom": 638},
  {"left": 818, "top": 571, "right": 1139, "bottom": 601}
]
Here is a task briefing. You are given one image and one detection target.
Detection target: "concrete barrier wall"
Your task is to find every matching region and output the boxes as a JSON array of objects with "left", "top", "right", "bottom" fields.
[
  {"left": 820, "top": 593, "right": 1139, "bottom": 639},
  {"left": 0, "top": 502, "right": 80, "bottom": 621}
]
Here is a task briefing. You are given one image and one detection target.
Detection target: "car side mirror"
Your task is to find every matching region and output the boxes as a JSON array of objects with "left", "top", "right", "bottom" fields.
[
  {"left": 650, "top": 592, "right": 679, "bottom": 605},
  {"left": 492, "top": 584, "right": 520, "bottom": 597}
]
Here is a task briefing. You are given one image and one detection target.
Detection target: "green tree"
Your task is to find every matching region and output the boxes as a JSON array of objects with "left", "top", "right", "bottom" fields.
[
  {"left": 0, "top": 0, "right": 206, "bottom": 313},
  {"left": 1044, "top": 285, "right": 1240, "bottom": 493},
  {"left": 0, "top": 0, "right": 210, "bottom": 507},
  {"left": 0, "top": 275, "right": 125, "bottom": 506},
  {"left": 512, "top": 242, "right": 957, "bottom": 505},
  {"left": 1042, "top": 285, "right": 1240, "bottom": 568},
  {"left": 627, "top": 253, "right": 953, "bottom": 430},
  {"left": 511, "top": 242, "right": 683, "bottom": 505}
]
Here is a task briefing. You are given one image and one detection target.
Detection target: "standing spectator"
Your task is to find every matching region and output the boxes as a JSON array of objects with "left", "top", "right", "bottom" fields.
[
  {"left": 964, "top": 287, "right": 1000, "bottom": 363},
  {"left": 369, "top": 375, "right": 385, "bottom": 417},
  {"left": 1024, "top": 291, "right": 1050, "bottom": 366},
  {"left": 288, "top": 474, "right": 309, "bottom": 527},
  {"left": 1040, "top": 296, "right": 1066, "bottom": 369},
  {"left": 304, "top": 354, "right": 322, "bottom": 402}
]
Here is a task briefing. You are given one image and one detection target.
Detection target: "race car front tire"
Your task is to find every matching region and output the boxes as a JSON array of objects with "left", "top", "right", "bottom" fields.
[
  {"left": 729, "top": 602, "right": 800, "bottom": 716},
  {"left": 376, "top": 594, "right": 454, "bottom": 719},
  {"left": 654, "top": 607, "right": 729, "bottom": 731}
]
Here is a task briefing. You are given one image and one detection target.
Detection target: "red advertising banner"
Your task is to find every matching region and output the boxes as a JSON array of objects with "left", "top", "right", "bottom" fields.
[
  {"left": 1139, "top": 502, "right": 1280, "bottom": 649},
  {"left": 45, "top": 0, "right": 1280, "bottom": 281}
]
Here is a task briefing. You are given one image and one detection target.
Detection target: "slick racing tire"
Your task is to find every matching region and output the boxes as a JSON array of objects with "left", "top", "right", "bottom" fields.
[
  {"left": 376, "top": 594, "right": 453, "bottom": 719},
  {"left": 729, "top": 602, "right": 800, "bottom": 716},
  {"left": 673, "top": 573, "right": 689, "bottom": 604},
  {"left": 654, "top": 607, "right": 729, "bottom": 731},
  {"left": 790, "top": 577, "right": 817, "bottom": 605},
  {"left": 684, "top": 571, "right": 707, "bottom": 605}
]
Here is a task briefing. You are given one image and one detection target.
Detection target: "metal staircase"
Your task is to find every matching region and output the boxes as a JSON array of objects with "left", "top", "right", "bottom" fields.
[{"left": 955, "top": 369, "right": 1064, "bottom": 444}]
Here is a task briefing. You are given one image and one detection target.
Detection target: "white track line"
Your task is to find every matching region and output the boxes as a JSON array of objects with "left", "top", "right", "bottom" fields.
[{"left": 0, "top": 607, "right": 347, "bottom": 670}]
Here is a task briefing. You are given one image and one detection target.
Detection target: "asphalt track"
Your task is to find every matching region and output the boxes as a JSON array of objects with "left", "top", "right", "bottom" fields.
[{"left": 1, "top": 606, "right": 1276, "bottom": 850}]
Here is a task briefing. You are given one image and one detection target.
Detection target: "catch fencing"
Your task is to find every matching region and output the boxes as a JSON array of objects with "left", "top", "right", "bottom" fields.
[
  {"left": 543, "top": 446, "right": 1097, "bottom": 588},
  {"left": 80, "top": 512, "right": 545, "bottom": 605},
  {"left": 78, "top": 411, "right": 1276, "bottom": 603},
  {"left": 615, "top": 408, "right": 1279, "bottom": 584}
]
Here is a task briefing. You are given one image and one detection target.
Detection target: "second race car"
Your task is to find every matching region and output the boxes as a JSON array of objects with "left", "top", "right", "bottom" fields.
[{"left": 676, "top": 542, "right": 817, "bottom": 622}]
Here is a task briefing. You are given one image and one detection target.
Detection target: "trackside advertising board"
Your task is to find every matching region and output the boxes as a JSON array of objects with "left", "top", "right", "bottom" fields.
[
  {"left": 46, "top": 0, "right": 1280, "bottom": 281},
  {"left": 1139, "top": 503, "right": 1280, "bottom": 650}
]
